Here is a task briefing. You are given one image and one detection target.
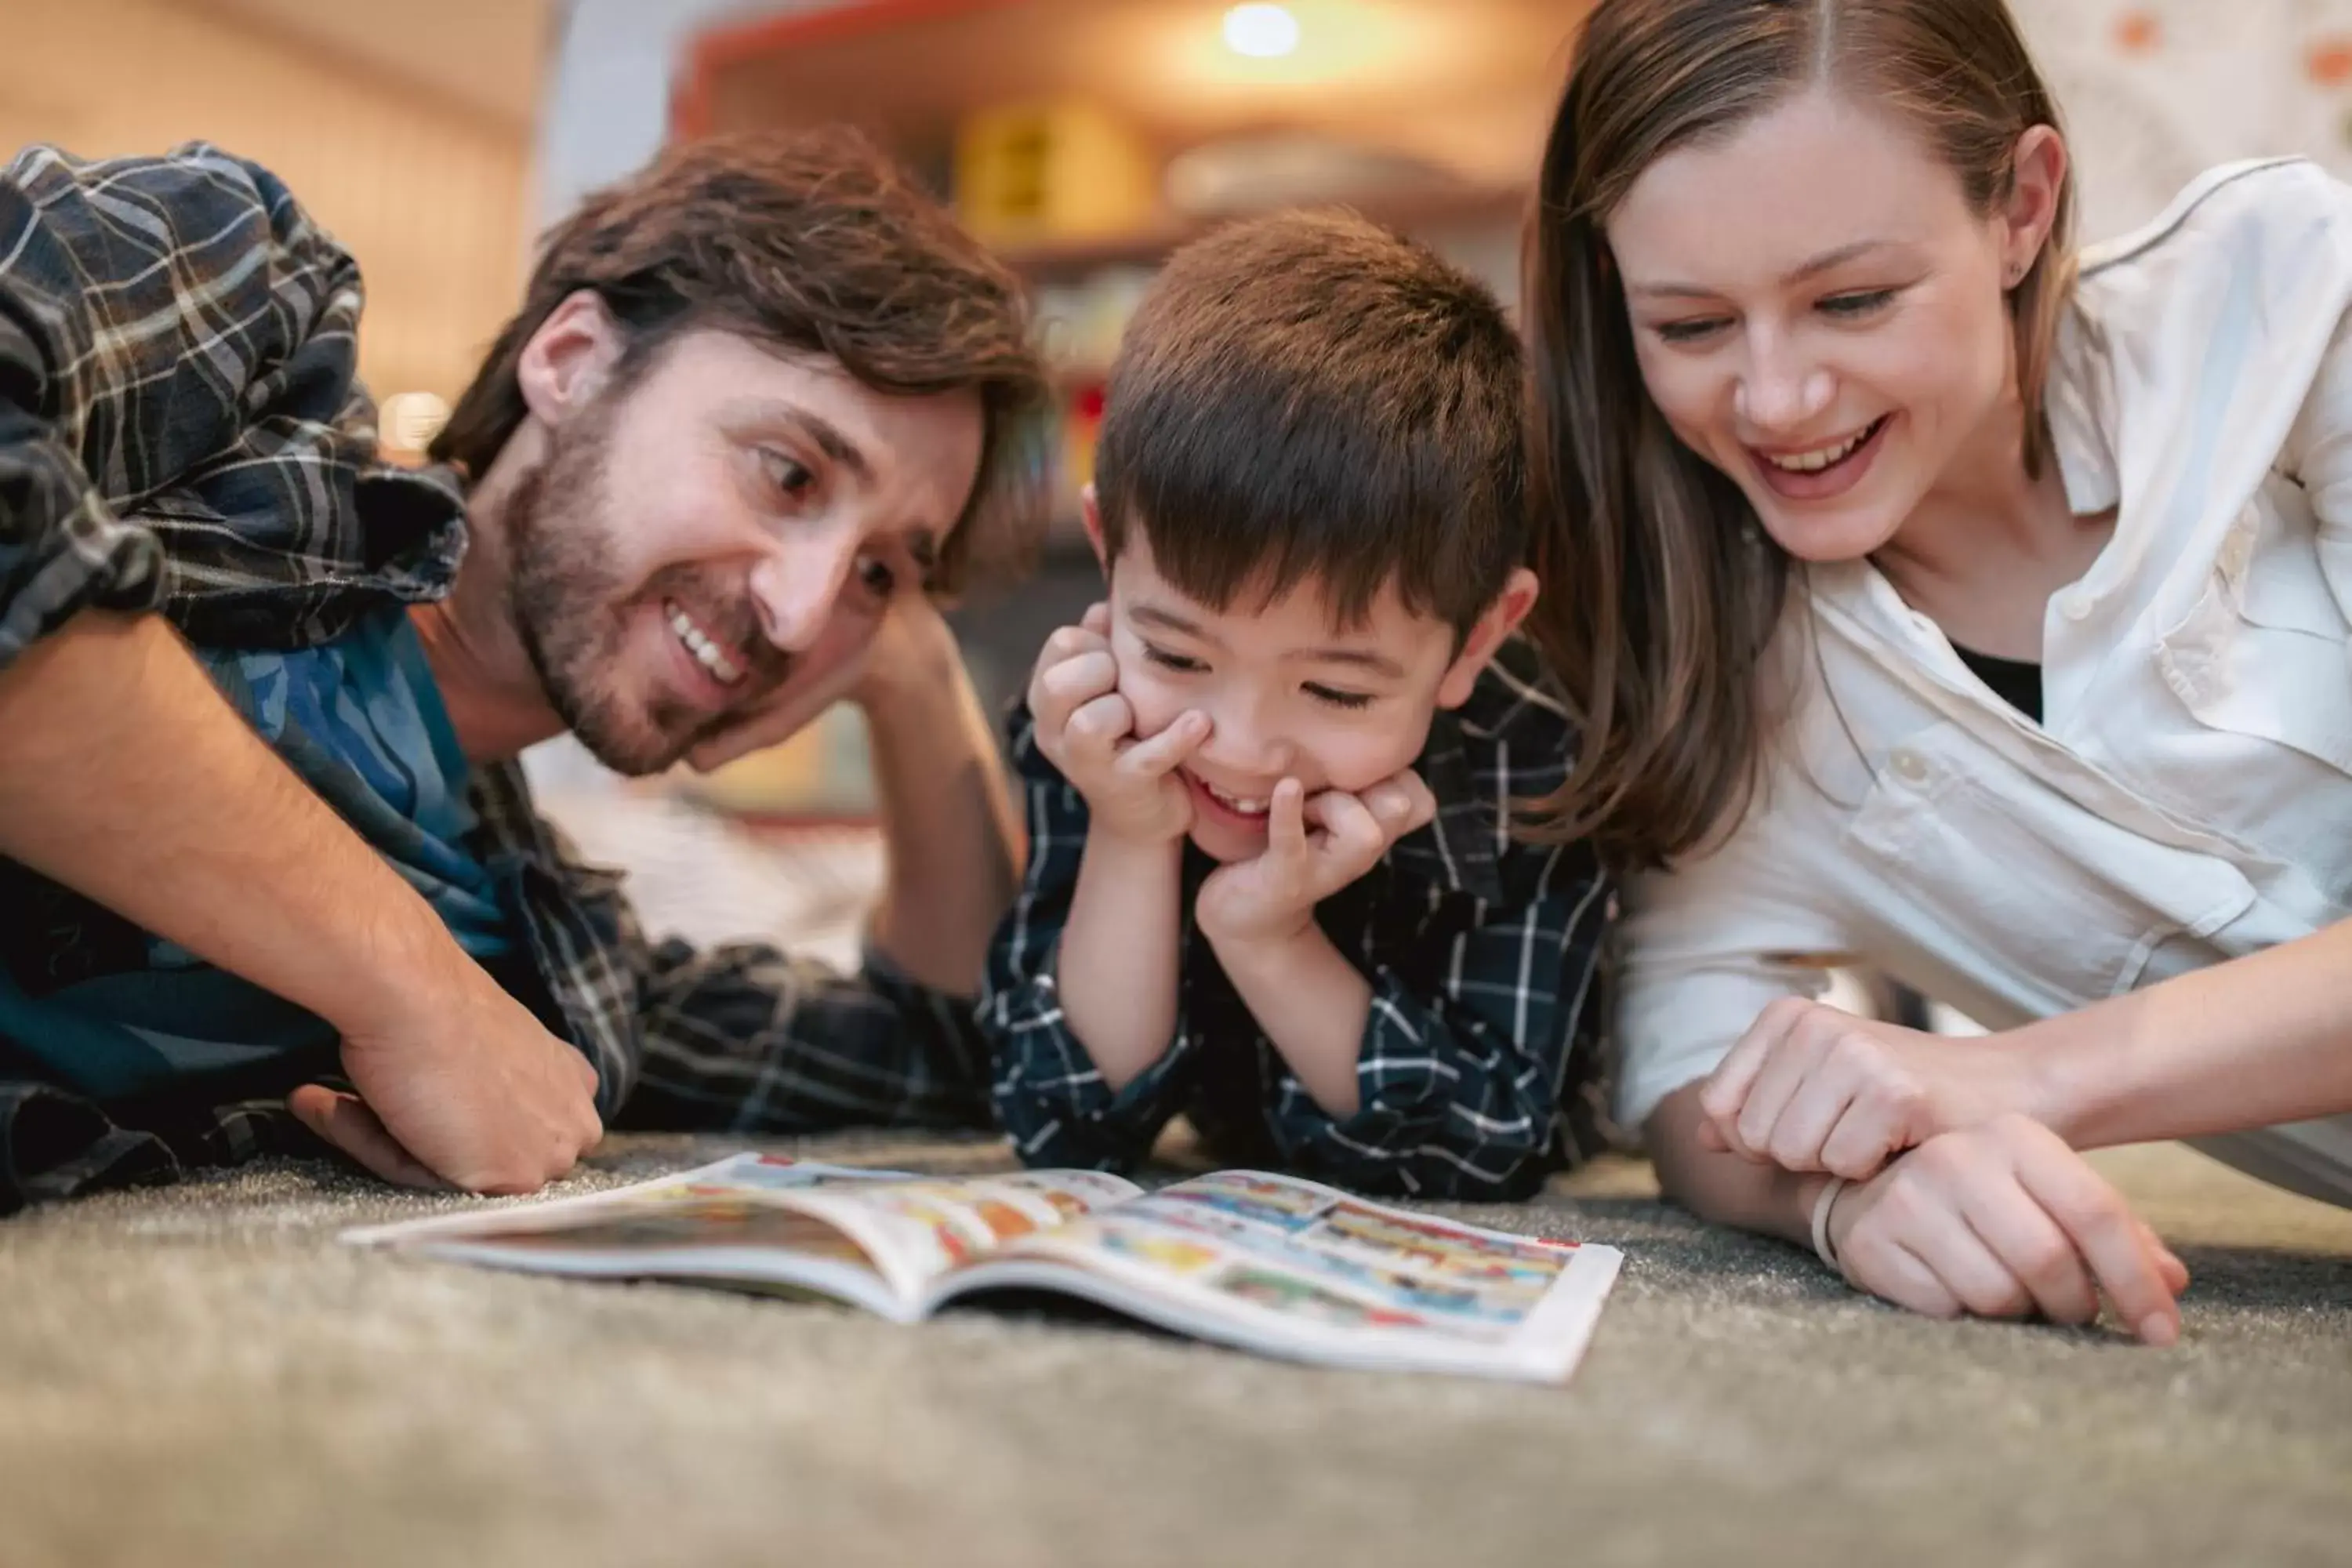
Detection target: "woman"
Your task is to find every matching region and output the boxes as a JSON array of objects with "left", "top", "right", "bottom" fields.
[{"left": 1524, "top": 0, "right": 2352, "bottom": 1343}]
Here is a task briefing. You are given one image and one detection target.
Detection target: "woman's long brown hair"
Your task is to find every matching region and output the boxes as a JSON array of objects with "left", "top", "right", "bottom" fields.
[{"left": 1520, "top": 0, "right": 2075, "bottom": 869}]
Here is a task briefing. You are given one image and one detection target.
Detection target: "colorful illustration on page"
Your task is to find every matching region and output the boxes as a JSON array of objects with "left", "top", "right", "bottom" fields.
[{"left": 1208, "top": 1265, "right": 1433, "bottom": 1331}]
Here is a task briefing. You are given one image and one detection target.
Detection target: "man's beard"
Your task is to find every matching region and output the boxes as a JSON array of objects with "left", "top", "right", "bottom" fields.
[{"left": 502, "top": 414, "right": 785, "bottom": 776}]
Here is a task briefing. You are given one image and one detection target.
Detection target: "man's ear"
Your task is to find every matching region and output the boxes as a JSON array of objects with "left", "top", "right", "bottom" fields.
[
  {"left": 1436, "top": 568, "right": 1539, "bottom": 710},
  {"left": 516, "top": 289, "right": 628, "bottom": 430}
]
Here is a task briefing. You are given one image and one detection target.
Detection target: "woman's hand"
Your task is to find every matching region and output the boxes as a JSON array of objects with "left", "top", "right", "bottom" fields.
[
  {"left": 1699, "top": 996, "right": 2045, "bottom": 1180},
  {"left": 1827, "top": 1115, "right": 2188, "bottom": 1344}
]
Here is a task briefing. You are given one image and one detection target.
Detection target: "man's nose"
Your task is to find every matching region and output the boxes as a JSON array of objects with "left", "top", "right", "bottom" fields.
[{"left": 745, "top": 528, "right": 861, "bottom": 654}]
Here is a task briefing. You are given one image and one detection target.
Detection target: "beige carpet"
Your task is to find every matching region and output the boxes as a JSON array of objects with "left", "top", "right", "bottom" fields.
[{"left": 2, "top": 1134, "right": 2347, "bottom": 1568}]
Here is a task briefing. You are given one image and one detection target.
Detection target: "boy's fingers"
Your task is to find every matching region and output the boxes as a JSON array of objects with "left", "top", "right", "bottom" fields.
[
  {"left": 287, "top": 1086, "right": 445, "bottom": 1189},
  {"left": 1309, "top": 789, "right": 1386, "bottom": 877},
  {"left": 1081, "top": 601, "right": 1111, "bottom": 636},
  {"left": 1269, "top": 779, "right": 1308, "bottom": 858},
  {"left": 1062, "top": 692, "right": 1134, "bottom": 764},
  {"left": 1120, "top": 711, "right": 1210, "bottom": 776}
]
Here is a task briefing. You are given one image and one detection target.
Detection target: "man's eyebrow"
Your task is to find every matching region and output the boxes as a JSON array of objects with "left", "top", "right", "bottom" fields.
[
  {"left": 1627, "top": 239, "right": 1892, "bottom": 299},
  {"left": 725, "top": 400, "right": 873, "bottom": 482}
]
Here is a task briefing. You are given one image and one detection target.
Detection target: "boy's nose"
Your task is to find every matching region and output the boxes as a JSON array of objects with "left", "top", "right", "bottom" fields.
[{"left": 1200, "top": 704, "right": 1294, "bottom": 781}]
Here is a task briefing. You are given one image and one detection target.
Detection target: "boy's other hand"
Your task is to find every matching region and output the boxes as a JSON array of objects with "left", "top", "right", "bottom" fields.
[
  {"left": 1196, "top": 768, "right": 1436, "bottom": 946},
  {"left": 1028, "top": 604, "right": 1207, "bottom": 844}
]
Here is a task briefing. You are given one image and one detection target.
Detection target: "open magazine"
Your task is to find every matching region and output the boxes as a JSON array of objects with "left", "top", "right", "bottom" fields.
[{"left": 342, "top": 1153, "right": 1623, "bottom": 1383}]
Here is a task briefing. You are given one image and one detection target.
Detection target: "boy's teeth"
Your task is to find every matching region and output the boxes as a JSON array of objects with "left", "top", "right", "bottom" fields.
[
  {"left": 1766, "top": 422, "right": 1875, "bottom": 473},
  {"left": 1205, "top": 781, "right": 1269, "bottom": 816},
  {"left": 666, "top": 603, "right": 745, "bottom": 684}
]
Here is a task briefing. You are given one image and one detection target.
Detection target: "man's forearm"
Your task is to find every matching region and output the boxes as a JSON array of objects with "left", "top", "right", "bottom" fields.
[
  {"left": 2029, "top": 920, "right": 2352, "bottom": 1149},
  {"left": 0, "top": 611, "right": 467, "bottom": 1030},
  {"left": 1214, "top": 926, "right": 1372, "bottom": 1118},
  {"left": 1056, "top": 831, "right": 1185, "bottom": 1091},
  {"left": 858, "top": 639, "right": 1023, "bottom": 997}
]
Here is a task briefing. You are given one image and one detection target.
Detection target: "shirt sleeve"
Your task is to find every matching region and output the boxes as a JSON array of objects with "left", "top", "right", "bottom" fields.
[
  {"left": 1262, "top": 837, "right": 1615, "bottom": 1201},
  {"left": 1613, "top": 787, "right": 1853, "bottom": 1135},
  {"left": 978, "top": 702, "right": 1198, "bottom": 1172},
  {"left": 2282, "top": 287, "right": 2352, "bottom": 622},
  {"left": 0, "top": 142, "right": 452, "bottom": 670},
  {"left": 615, "top": 937, "right": 996, "bottom": 1134}
]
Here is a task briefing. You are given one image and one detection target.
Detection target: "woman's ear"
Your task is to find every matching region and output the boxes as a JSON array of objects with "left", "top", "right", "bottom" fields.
[
  {"left": 516, "top": 289, "right": 628, "bottom": 429},
  {"left": 2002, "top": 125, "right": 2069, "bottom": 285},
  {"left": 1436, "top": 568, "right": 1540, "bottom": 710}
]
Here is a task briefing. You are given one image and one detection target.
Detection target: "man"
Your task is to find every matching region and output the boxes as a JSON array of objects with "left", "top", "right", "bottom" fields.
[{"left": 0, "top": 129, "right": 1047, "bottom": 1211}]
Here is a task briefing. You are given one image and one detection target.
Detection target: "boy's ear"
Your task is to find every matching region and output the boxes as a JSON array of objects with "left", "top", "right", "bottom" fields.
[
  {"left": 1080, "top": 484, "right": 1110, "bottom": 575},
  {"left": 517, "top": 289, "right": 627, "bottom": 430},
  {"left": 1436, "top": 568, "right": 1539, "bottom": 710}
]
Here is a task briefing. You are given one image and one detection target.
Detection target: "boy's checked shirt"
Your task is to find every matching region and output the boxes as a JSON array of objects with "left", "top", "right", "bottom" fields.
[{"left": 981, "top": 636, "right": 1617, "bottom": 1201}]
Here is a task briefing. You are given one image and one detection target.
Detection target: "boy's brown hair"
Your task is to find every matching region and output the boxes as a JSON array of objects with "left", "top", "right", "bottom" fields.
[
  {"left": 433, "top": 126, "right": 1050, "bottom": 592},
  {"left": 1091, "top": 210, "right": 1525, "bottom": 636}
]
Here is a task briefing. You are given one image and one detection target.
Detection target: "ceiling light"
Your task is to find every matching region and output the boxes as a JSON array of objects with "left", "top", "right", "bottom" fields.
[{"left": 1223, "top": 3, "right": 1300, "bottom": 59}]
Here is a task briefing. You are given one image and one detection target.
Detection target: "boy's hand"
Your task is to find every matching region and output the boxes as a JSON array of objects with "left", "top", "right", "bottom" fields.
[
  {"left": 1027, "top": 604, "right": 1209, "bottom": 844},
  {"left": 1196, "top": 769, "right": 1437, "bottom": 946}
]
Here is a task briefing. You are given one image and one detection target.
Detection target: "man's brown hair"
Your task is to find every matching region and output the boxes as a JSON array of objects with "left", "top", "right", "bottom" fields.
[
  {"left": 1091, "top": 210, "right": 1525, "bottom": 636},
  {"left": 432, "top": 126, "right": 1050, "bottom": 592}
]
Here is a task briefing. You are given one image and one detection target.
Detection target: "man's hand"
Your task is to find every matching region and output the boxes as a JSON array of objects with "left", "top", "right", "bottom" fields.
[
  {"left": 1028, "top": 604, "right": 1208, "bottom": 844},
  {"left": 1826, "top": 1115, "right": 2188, "bottom": 1344},
  {"left": 1195, "top": 769, "right": 1436, "bottom": 946},
  {"left": 1698, "top": 996, "right": 2043, "bottom": 1180},
  {"left": 291, "top": 945, "right": 604, "bottom": 1194}
]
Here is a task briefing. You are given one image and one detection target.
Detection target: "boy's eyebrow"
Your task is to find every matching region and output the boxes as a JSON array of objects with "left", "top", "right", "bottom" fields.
[
  {"left": 1128, "top": 604, "right": 1224, "bottom": 645},
  {"left": 1297, "top": 646, "right": 1408, "bottom": 680}
]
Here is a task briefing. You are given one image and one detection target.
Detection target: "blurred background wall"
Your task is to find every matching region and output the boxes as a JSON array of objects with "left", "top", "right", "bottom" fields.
[{"left": 6, "top": 0, "right": 552, "bottom": 431}]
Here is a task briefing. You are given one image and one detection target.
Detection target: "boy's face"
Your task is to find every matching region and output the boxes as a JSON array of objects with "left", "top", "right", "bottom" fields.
[{"left": 1094, "top": 517, "right": 1535, "bottom": 864}]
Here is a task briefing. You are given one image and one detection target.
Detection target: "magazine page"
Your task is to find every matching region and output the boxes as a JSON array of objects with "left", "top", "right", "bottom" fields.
[
  {"left": 775, "top": 1170, "right": 1143, "bottom": 1303},
  {"left": 340, "top": 1153, "right": 924, "bottom": 1316},
  {"left": 931, "top": 1171, "right": 1622, "bottom": 1382},
  {"left": 342, "top": 1156, "right": 1144, "bottom": 1319}
]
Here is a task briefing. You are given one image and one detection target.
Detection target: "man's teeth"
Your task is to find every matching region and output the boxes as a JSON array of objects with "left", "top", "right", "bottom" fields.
[
  {"left": 666, "top": 603, "right": 745, "bottom": 685},
  {"left": 1204, "top": 781, "right": 1269, "bottom": 817},
  {"left": 1766, "top": 421, "right": 1878, "bottom": 473}
]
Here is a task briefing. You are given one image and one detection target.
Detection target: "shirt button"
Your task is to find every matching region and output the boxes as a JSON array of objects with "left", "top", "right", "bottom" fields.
[
  {"left": 2060, "top": 591, "right": 2093, "bottom": 622},
  {"left": 1889, "top": 748, "right": 1931, "bottom": 784},
  {"left": 2220, "top": 532, "right": 2253, "bottom": 578}
]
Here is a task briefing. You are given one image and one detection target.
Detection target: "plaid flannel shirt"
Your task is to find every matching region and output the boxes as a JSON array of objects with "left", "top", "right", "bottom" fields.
[
  {"left": 981, "top": 636, "right": 1617, "bottom": 1201},
  {"left": 0, "top": 143, "right": 990, "bottom": 1214}
]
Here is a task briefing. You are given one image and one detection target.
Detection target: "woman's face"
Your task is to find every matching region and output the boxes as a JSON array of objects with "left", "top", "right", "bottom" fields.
[{"left": 1603, "top": 86, "right": 2056, "bottom": 564}]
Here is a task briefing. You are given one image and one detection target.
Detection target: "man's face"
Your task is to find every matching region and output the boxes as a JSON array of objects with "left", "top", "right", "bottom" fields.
[{"left": 505, "top": 328, "right": 985, "bottom": 775}]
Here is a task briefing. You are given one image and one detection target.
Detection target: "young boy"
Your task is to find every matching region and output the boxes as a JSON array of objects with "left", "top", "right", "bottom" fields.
[{"left": 979, "top": 212, "right": 1613, "bottom": 1200}]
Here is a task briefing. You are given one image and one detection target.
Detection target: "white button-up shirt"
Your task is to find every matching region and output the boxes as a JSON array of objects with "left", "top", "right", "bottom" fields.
[{"left": 1617, "top": 159, "right": 2352, "bottom": 1195}]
